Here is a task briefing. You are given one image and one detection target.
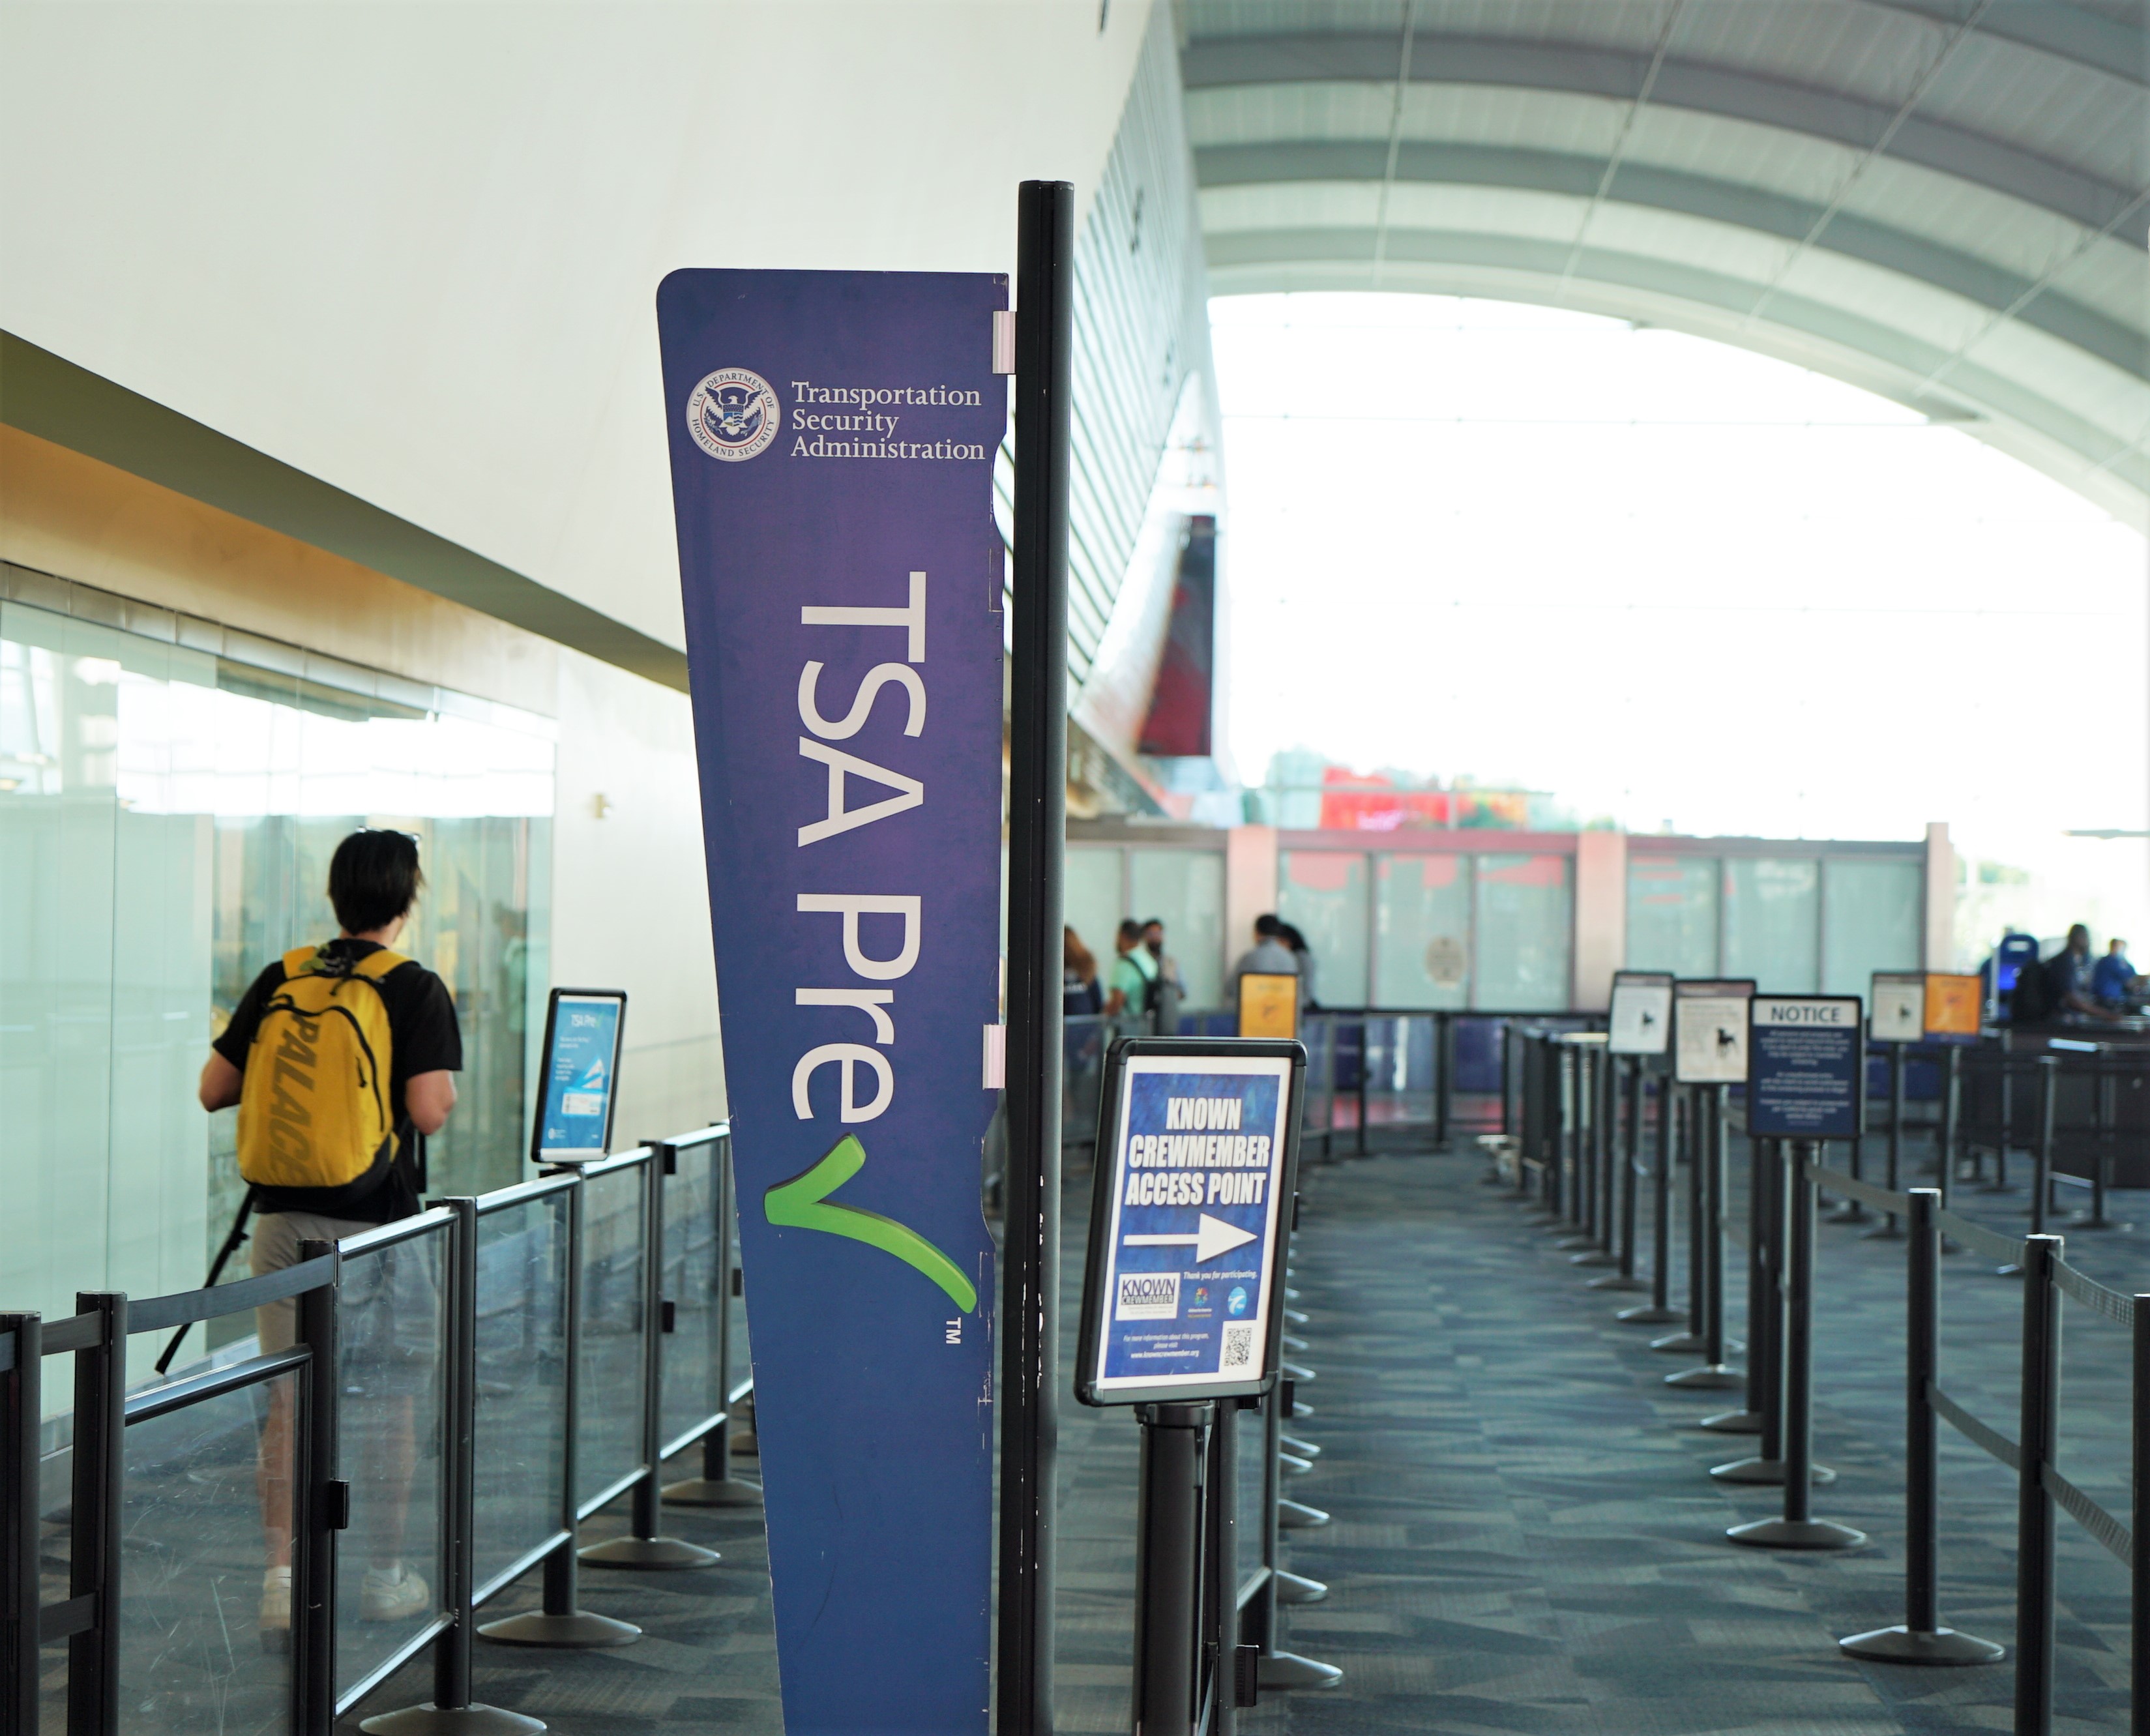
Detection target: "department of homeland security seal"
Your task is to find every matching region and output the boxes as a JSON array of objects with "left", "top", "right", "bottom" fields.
[{"left": 686, "top": 367, "right": 780, "bottom": 461}]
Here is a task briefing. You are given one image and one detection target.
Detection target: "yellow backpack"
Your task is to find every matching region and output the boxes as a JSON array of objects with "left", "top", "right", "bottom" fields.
[{"left": 235, "top": 945, "right": 406, "bottom": 1189}]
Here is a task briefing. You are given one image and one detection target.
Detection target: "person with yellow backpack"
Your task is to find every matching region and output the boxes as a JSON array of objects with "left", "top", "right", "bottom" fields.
[{"left": 197, "top": 828, "right": 462, "bottom": 1648}]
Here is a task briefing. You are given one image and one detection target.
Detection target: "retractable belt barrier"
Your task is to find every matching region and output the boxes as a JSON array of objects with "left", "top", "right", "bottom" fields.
[
  {"left": 3, "top": 1123, "right": 752, "bottom": 1736},
  {"left": 1503, "top": 1031, "right": 2146, "bottom": 1736}
]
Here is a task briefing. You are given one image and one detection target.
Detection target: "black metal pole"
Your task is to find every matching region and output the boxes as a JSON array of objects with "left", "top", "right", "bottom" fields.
[
  {"left": 1435, "top": 1011, "right": 1453, "bottom": 1150},
  {"left": 483, "top": 1175, "right": 642, "bottom": 1647},
  {"left": 1982, "top": 1049, "right": 2016, "bottom": 1192},
  {"left": 2133, "top": 1287, "right": 2148, "bottom": 1733},
  {"left": 1667, "top": 1088, "right": 1741, "bottom": 1389},
  {"left": 1839, "top": 1188, "right": 2002, "bottom": 1663},
  {"left": 1939, "top": 1047, "right": 1961, "bottom": 1209},
  {"left": 1574, "top": 1048, "right": 1617, "bottom": 1268},
  {"left": 1355, "top": 1018, "right": 1370, "bottom": 1158},
  {"left": 1706, "top": 1135, "right": 1774, "bottom": 1439},
  {"left": 1654, "top": 1087, "right": 1709, "bottom": 1352},
  {"left": 3, "top": 1313, "right": 40, "bottom": 1736},
  {"left": 69, "top": 1291, "right": 126, "bottom": 1736},
  {"left": 2032, "top": 1055, "right": 2056, "bottom": 1237},
  {"left": 295, "top": 1239, "right": 342, "bottom": 1728},
  {"left": 1132, "top": 1405, "right": 1207, "bottom": 1736},
  {"left": 999, "top": 175, "right": 1072, "bottom": 1736},
  {"left": 2079, "top": 1066, "right": 2116, "bottom": 1231},
  {"left": 1207, "top": 1403, "right": 1239, "bottom": 1736},
  {"left": 1623, "top": 1072, "right": 1681, "bottom": 1325},
  {"left": 1730, "top": 1145, "right": 1863, "bottom": 1550},
  {"left": 2014, "top": 1234, "right": 2065, "bottom": 1735},
  {"left": 1867, "top": 1042, "right": 1906, "bottom": 1239}
]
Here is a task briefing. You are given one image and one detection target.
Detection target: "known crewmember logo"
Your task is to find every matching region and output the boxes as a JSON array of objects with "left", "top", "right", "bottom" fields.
[{"left": 686, "top": 366, "right": 781, "bottom": 461}]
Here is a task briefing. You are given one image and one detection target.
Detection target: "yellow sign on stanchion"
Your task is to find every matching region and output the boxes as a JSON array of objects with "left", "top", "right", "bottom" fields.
[
  {"left": 1923, "top": 972, "right": 1982, "bottom": 1042},
  {"left": 1237, "top": 973, "right": 1299, "bottom": 1040}
]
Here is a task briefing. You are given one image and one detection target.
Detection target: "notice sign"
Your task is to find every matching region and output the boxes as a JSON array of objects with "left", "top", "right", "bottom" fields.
[
  {"left": 1674, "top": 979, "right": 1756, "bottom": 1084},
  {"left": 1748, "top": 995, "right": 1863, "bottom": 1138},
  {"left": 1872, "top": 973, "right": 1924, "bottom": 1044},
  {"left": 531, "top": 989, "right": 626, "bottom": 1163},
  {"left": 1077, "top": 1039, "right": 1303, "bottom": 1407},
  {"left": 1608, "top": 971, "right": 1674, "bottom": 1055},
  {"left": 658, "top": 269, "right": 1004, "bottom": 1735},
  {"left": 1237, "top": 973, "right": 1299, "bottom": 1039},
  {"left": 1924, "top": 973, "right": 1982, "bottom": 1044}
]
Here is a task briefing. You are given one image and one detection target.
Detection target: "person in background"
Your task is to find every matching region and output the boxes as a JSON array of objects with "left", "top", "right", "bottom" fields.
[
  {"left": 198, "top": 829, "right": 462, "bottom": 1647},
  {"left": 2092, "top": 936, "right": 2141, "bottom": 1009},
  {"left": 1230, "top": 914, "right": 1300, "bottom": 1006},
  {"left": 2042, "top": 923, "right": 2123, "bottom": 1023},
  {"left": 1104, "top": 917, "right": 1158, "bottom": 1029},
  {"left": 1141, "top": 917, "right": 1185, "bottom": 1035},
  {"left": 1280, "top": 920, "right": 1319, "bottom": 1008},
  {"left": 1063, "top": 925, "right": 1102, "bottom": 1016}
]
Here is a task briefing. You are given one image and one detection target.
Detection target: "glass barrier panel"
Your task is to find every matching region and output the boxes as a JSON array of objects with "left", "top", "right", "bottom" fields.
[
  {"left": 120, "top": 1369, "right": 299, "bottom": 1734},
  {"left": 1626, "top": 855, "right": 1718, "bottom": 977},
  {"left": 1473, "top": 853, "right": 1572, "bottom": 1012},
  {"left": 1821, "top": 857, "right": 1922, "bottom": 997},
  {"left": 1233, "top": 1402, "right": 1264, "bottom": 1602},
  {"left": 578, "top": 1162, "right": 647, "bottom": 1510},
  {"left": 1722, "top": 857, "right": 1819, "bottom": 993},
  {"left": 1278, "top": 851, "right": 1369, "bottom": 1009},
  {"left": 660, "top": 1143, "right": 724, "bottom": 1454},
  {"left": 727, "top": 1193, "right": 754, "bottom": 1415},
  {"left": 472, "top": 1194, "right": 569, "bottom": 1601},
  {"left": 1128, "top": 847, "right": 1226, "bottom": 1014},
  {"left": 334, "top": 1226, "right": 449, "bottom": 1705},
  {"left": 1064, "top": 1016, "right": 1109, "bottom": 1152}
]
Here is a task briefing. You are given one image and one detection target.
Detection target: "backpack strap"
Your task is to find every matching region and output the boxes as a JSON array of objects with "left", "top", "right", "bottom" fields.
[
  {"left": 282, "top": 945, "right": 323, "bottom": 979},
  {"left": 353, "top": 949, "right": 410, "bottom": 981}
]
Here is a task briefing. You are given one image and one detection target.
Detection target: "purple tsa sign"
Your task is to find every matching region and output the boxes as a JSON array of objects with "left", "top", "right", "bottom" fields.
[{"left": 656, "top": 269, "right": 1006, "bottom": 1736}]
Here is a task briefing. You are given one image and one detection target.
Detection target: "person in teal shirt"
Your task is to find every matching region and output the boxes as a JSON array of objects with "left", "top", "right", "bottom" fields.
[{"left": 1105, "top": 918, "right": 1158, "bottom": 1029}]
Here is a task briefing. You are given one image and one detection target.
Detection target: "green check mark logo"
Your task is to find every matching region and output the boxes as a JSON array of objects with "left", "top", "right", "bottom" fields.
[{"left": 763, "top": 1133, "right": 978, "bottom": 1314}]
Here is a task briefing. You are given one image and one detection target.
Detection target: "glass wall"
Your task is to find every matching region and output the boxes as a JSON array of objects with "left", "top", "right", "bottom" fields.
[
  {"left": 1723, "top": 857, "right": 1821, "bottom": 992},
  {"left": 1, "top": 597, "right": 553, "bottom": 1348},
  {"left": 1278, "top": 850, "right": 1370, "bottom": 1008},
  {"left": 1064, "top": 844, "right": 1228, "bottom": 1011},
  {"left": 1822, "top": 857, "right": 1922, "bottom": 995},
  {"left": 1474, "top": 853, "right": 1572, "bottom": 1010},
  {"left": 1626, "top": 855, "right": 1718, "bottom": 976},
  {"left": 1372, "top": 852, "right": 1469, "bottom": 1009}
]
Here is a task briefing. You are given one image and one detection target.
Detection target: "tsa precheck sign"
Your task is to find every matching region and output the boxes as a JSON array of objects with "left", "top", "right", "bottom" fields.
[{"left": 1086, "top": 1052, "right": 1295, "bottom": 1401}]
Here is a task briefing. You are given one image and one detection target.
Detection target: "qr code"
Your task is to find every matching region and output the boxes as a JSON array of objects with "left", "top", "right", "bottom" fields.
[{"left": 1220, "top": 1324, "right": 1256, "bottom": 1370}]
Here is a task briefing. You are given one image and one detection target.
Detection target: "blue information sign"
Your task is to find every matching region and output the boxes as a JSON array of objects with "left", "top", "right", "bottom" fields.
[
  {"left": 531, "top": 989, "right": 625, "bottom": 1162},
  {"left": 1748, "top": 995, "right": 1863, "bottom": 1139},
  {"left": 1078, "top": 1040, "right": 1303, "bottom": 1407},
  {"left": 658, "top": 269, "right": 1005, "bottom": 1735}
]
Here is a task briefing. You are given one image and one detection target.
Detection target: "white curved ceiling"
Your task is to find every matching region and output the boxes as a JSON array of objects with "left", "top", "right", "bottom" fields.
[{"left": 1181, "top": 0, "right": 2150, "bottom": 527}]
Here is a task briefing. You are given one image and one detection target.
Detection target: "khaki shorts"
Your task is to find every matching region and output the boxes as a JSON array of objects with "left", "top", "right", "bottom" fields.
[{"left": 251, "top": 1210, "right": 377, "bottom": 1354}]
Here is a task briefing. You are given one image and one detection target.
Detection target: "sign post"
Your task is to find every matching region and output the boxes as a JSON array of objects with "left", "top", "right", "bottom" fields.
[
  {"left": 658, "top": 262, "right": 1009, "bottom": 1734},
  {"left": 1076, "top": 1036, "right": 1306, "bottom": 1736},
  {"left": 1665, "top": 979, "right": 1753, "bottom": 1390}
]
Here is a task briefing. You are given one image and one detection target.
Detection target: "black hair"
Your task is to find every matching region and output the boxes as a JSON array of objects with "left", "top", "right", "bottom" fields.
[
  {"left": 1254, "top": 913, "right": 1283, "bottom": 937},
  {"left": 329, "top": 829, "right": 424, "bottom": 935},
  {"left": 1117, "top": 917, "right": 1144, "bottom": 945},
  {"left": 1280, "top": 923, "right": 1309, "bottom": 952}
]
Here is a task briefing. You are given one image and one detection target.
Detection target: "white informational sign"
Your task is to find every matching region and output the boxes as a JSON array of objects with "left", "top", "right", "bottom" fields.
[
  {"left": 1608, "top": 972, "right": 1674, "bottom": 1055},
  {"left": 1871, "top": 973, "right": 1924, "bottom": 1044},
  {"left": 1674, "top": 980, "right": 1756, "bottom": 1084}
]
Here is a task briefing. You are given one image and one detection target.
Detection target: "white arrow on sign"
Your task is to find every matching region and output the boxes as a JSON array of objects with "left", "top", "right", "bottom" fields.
[{"left": 1125, "top": 1213, "right": 1259, "bottom": 1264}]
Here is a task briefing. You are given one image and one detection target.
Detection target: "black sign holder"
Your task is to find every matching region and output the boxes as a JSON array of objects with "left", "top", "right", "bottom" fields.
[{"left": 529, "top": 988, "right": 628, "bottom": 1166}]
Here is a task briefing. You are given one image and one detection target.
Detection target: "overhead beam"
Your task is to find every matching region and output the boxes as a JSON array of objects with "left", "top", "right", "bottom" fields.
[
  {"left": 1857, "top": 0, "right": 2150, "bottom": 85},
  {"left": 1200, "top": 223, "right": 2150, "bottom": 516},
  {"left": 1195, "top": 140, "right": 2147, "bottom": 380},
  {"left": 1181, "top": 33, "right": 2148, "bottom": 237},
  {"left": 0, "top": 331, "right": 690, "bottom": 692}
]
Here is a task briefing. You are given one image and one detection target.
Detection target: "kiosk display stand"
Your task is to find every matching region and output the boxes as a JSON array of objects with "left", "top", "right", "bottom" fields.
[
  {"left": 1662, "top": 980, "right": 1753, "bottom": 1392},
  {"left": 531, "top": 989, "right": 628, "bottom": 1166},
  {"left": 1076, "top": 1037, "right": 1311, "bottom": 1736}
]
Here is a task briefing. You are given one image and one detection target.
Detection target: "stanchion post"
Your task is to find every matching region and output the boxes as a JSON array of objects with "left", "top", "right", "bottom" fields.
[
  {"left": 482, "top": 1174, "right": 643, "bottom": 1648},
  {"left": 1730, "top": 1145, "right": 1863, "bottom": 1549},
  {"left": 1434, "top": 1012, "right": 1454, "bottom": 1150},
  {"left": 1131, "top": 1404, "right": 1207, "bottom": 1736},
  {"left": 1653, "top": 1087, "right": 1709, "bottom": 1352},
  {"left": 295, "top": 1239, "right": 343, "bottom": 1726},
  {"left": 2132, "top": 1288, "right": 2147, "bottom": 1731},
  {"left": 2078, "top": 1067, "right": 2116, "bottom": 1231},
  {"left": 2014, "top": 1233, "right": 2065, "bottom": 1735},
  {"left": 1867, "top": 1042, "right": 1906, "bottom": 1239},
  {"left": 1572, "top": 1046, "right": 1618, "bottom": 1268},
  {"left": 1840, "top": 1188, "right": 2003, "bottom": 1663},
  {"left": 1707, "top": 1136, "right": 1775, "bottom": 1438},
  {"left": 1666, "top": 1087, "right": 1739, "bottom": 1388},
  {"left": 1, "top": 1313, "right": 38, "bottom": 1736},
  {"left": 68, "top": 1291, "right": 126, "bottom": 1736},
  {"left": 1939, "top": 1048, "right": 1962, "bottom": 1208},
  {"left": 2031, "top": 1056, "right": 2057, "bottom": 1237},
  {"left": 1622, "top": 1070, "right": 1681, "bottom": 1325}
]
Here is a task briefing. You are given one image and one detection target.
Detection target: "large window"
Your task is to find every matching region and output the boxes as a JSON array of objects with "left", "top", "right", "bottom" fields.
[{"left": 1, "top": 594, "right": 553, "bottom": 1338}]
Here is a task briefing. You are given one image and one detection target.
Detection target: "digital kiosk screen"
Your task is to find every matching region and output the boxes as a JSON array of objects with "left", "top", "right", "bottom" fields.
[
  {"left": 1076, "top": 1038, "right": 1304, "bottom": 1407},
  {"left": 533, "top": 988, "right": 626, "bottom": 1164}
]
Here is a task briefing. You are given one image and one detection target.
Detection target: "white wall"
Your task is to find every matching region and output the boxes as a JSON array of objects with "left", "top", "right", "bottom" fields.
[{"left": 0, "top": 1, "right": 1155, "bottom": 652}]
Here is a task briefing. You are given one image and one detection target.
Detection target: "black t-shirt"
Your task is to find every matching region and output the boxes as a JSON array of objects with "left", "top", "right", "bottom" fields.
[{"left": 215, "top": 938, "right": 462, "bottom": 1222}]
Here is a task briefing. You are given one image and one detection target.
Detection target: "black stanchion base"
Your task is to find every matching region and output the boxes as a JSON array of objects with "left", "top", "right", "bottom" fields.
[
  {"left": 1283, "top": 1307, "right": 1310, "bottom": 1326},
  {"left": 1552, "top": 1233, "right": 1594, "bottom": 1250},
  {"left": 1664, "top": 1363, "right": 1743, "bottom": 1390},
  {"left": 1709, "top": 1456, "right": 1836, "bottom": 1484},
  {"left": 1258, "top": 1649, "right": 1343, "bottom": 1690},
  {"left": 1697, "top": 1407, "right": 1763, "bottom": 1435},
  {"left": 1274, "top": 1569, "right": 1327, "bottom": 1605},
  {"left": 1568, "top": 1249, "right": 1619, "bottom": 1267},
  {"left": 1860, "top": 1222, "right": 1905, "bottom": 1241},
  {"left": 359, "top": 1705, "right": 546, "bottom": 1735},
  {"left": 478, "top": 1610, "right": 641, "bottom": 1649},
  {"left": 1617, "top": 1303, "right": 1683, "bottom": 1325},
  {"left": 1649, "top": 1331, "right": 1708, "bottom": 1353},
  {"left": 1278, "top": 1451, "right": 1314, "bottom": 1475},
  {"left": 662, "top": 1476, "right": 763, "bottom": 1508},
  {"left": 1838, "top": 1623, "right": 2005, "bottom": 1666},
  {"left": 578, "top": 1535, "right": 719, "bottom": 1570},
  {"left": 1278, "top": 1497, "right": 1330, "bottom": 1529},
  {"left": 1279, "top": 1434, "right": 1320, "bottom": 1459},
  {"left": 1288, "top": 1398, "right": 1315, "bottom": 1420},
  {"left": 1825, "top": 1203, "right": 1867, "bottom": 1224},
  {"left": 1586, "top": 1272, "right": 1647, "bottom": 1291},
  {"left": 1726, "top": 1517, "right": 1865, "bottom": 1550}
]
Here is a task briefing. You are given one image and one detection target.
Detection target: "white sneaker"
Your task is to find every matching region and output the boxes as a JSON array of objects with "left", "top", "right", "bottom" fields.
[{"left": 359, "top": 1563, "right": 430, "bottom": 1621}]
